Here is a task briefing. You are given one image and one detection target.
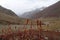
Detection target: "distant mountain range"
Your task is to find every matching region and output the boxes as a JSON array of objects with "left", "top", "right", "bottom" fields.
[
  {"left": 20, "top": 1, "right": 60, "bottom": 19},
  {"left": 20, "top": 7, "right": 46, "bottom": 19},
  {"left": 0, "top": 6, "right": 21, "bottom": 24}
]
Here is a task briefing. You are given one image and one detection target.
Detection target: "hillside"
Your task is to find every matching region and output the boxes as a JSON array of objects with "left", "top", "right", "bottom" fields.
[
  {"left": 41, "top": 1, "right": 60, "bottom": 18},
  {"left": 20, "top": 1, "right": 60, "bottom": 19},
  {"left": 20, "top": 7, "right": 46, "bottom": 19},
  {"left": 0, "top": 6, "right": 21, "bottom": 24}
]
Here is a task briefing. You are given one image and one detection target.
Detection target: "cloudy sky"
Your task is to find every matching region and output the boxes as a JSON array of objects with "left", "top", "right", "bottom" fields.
[{"left": 0, "top": 0, "right": 59, "bottom": 15}]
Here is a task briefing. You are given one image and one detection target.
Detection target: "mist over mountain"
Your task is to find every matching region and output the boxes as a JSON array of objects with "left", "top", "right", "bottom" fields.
[
  {"left": 20, "top": 1, "right": 60, "bottom": 19},
  {"left": 20, "top": 7, "right": 46, "bottom": 19}
]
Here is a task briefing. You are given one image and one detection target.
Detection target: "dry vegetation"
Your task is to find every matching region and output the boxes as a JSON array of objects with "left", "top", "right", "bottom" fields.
[
  {"left": 40, "top": 18, "right": 60, "bottom": 31},
  {"left": 0, "top": 18, "right": 60, "bottom": 40}
]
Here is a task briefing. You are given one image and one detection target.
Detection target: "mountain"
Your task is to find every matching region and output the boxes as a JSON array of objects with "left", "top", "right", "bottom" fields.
[
  {"left": 0, "top": 6, "right": 21, "bottom": 24},
  {"left": 41, "top": 1, "right": 60, "bottom": 18},
  {"left": 20, "top": 7, "right": 46, "bottom": 19},
  {"left": 20, "top": 1, "right": 60, "bottom": 19},
  {"left": 0, "top": 6, "right": 17, "bottom": 16}
]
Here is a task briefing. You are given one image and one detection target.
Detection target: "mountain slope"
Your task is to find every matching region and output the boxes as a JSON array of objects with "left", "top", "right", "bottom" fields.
[
  {"left": 0, "top": 6, "right": 21, "bottom": 24},
  {"left": 20, "top": 1, "right": 60, "bottom": 19},
  {"left": 20, "top": 7, "right": 46, "bottom": 19},
  {"left": 0, "top": 6, "right": 17, "bottom": 16},
  {"left": 41, "top": 1, "right": 60, "bottom": 18}
]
